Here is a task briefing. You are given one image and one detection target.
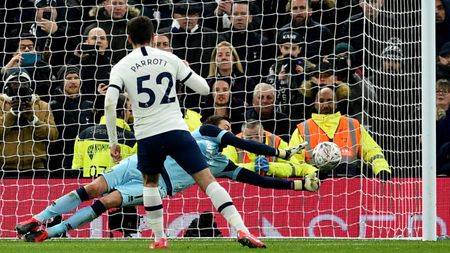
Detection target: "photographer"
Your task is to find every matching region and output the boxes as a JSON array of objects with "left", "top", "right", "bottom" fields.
[
  {"left": 0, "top": 68, "right": 58, "bottom": 173},
  {"left": 69, "top": 27, "right": 112, "bottom": 123},
  {"left": 1, "top": 33, "right": 52, "bottom": 102},
  {"left": 266, "top": 30, "right": 315, "bottom": 122}
]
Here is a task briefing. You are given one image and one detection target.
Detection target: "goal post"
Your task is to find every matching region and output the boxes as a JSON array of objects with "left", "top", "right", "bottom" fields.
[{"left": 421, "top": 0, "right": 437, "bottom": 241}]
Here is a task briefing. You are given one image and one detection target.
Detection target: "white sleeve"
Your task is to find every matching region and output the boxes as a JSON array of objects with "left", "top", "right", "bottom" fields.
[
  {"left": 104, "top": 86, "right": 120, "bottom": 145},
  {"left": 176, "top": 58, "right": 209, "bottom": 96}
]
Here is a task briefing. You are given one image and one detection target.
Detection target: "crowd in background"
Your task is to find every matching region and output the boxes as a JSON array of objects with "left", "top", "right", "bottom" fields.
[{"left": 0, "top": 0, "right": 449, "bottom": 178}]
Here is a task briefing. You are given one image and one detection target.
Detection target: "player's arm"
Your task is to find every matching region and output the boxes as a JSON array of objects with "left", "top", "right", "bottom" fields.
[
  {"left": 222, "top": 166, "right": 319, "bottom": 192},
  {"left": 176, "top": 57, "right": 209, "bottom": 95},
  {"left": 199, "top": 124, "right": 305, "bottom": 159},
  {"left": 105, "top": 86, "right": 120, "bottom": 145}
]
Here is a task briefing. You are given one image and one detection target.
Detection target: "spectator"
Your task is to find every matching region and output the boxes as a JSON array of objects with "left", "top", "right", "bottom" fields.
[
  {"left": 159, "top": 0, "right": 224, "bottom": 78},
  {"left": 32, "top": 0, "right": 70, "bottom": 69},
  {"left": 69, "top": 27, "right": 112, "bottom": 122},
  {"left": 244, "top": 83, "right": 291, "bottom": 141},
  {"left": 153, "top": 33, "right": 172, "bottom": 53},
  {"left": 208, "top": 41, "right": 255, "bottom": 107},
  {"left": 201, "top": 77, "right": 244, "bottom": 134},
  {"left": 134, "top": 0, "right": 172, "bottom": 30},
  {"left": 299, "top": 62, "right": 356, "bottom": 120},
  {"left": 290, "top": 86, "right": 391, "bottom": 178},
  {"left": 1, "top": 33, "right": 52, "bottom": 102},
  {"left": 222, "top": 120, "right": 317, "bottom": 177},
  {"left": 279, "top": 0, "right": 333, "bottom": 64},
  {"left": 436, "top": 0, "right": 450, "bottom": 55},
  {"left": 437, "top": 42, "right": 450, "bottom": 80},
  {"left": 436, "top": 79, "right": 450, "bottom": 175},
  {"left": 368, "top": 43, "right": 420, "bottom": 172},
  {"left": 0, "top": 68, "right": 58, "bottom": 173},
  {"left": 72, "top": 93, "right": 136, "bottom": 178},
  {"left": 222, "top": 1, "right": 275, "bottom": 81},
  {"left": 84, "top": 0, "right": 140, "bottom": 63},
  {"left": 267, "top": 30, "right": 315, "bottom": 121},
  {"left": 340, "top": 0, "right": 397, "bottom": 69},
  {"left": 48, "top": 66, "right": 95, "bottom": 172}
]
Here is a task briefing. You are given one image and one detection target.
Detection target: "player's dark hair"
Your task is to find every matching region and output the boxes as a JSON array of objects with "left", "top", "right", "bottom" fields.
[
  {"left": 127, "top": 16, "right": 154, "bottom": 45},
  {"left": 203, "top": 115, "right": 229, "bottom": 126}
]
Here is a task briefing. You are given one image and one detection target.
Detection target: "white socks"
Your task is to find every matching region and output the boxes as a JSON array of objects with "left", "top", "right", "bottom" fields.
[
  {"left": 205, "top": 182, "right": 249, "bottom": 234},
  {"left": 143, "top": 187, "right": 165, "bottom": 241}
]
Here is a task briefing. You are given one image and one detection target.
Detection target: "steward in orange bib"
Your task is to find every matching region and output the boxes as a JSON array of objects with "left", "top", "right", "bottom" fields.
[
  {"left": 223, "top": 120, "right": 317, "bottom": 177},
  {"left": 289, "top": 87, "right": 390, "bottom": 179}
]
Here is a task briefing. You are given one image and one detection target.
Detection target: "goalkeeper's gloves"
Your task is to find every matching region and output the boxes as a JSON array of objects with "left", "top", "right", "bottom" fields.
[
  {"left": 254, "top": 156, "right": 269, "bottom": 176},
  {"left": 276, "top": 141, "right": 308, "bottom": 160},
  {"left": 293, "top": 173, "right": 320, "bottom": 192}
]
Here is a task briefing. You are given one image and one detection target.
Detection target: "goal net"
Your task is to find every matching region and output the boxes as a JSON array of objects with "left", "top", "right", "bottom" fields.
[{"left": 0, "top": 0, "right": 446, "bottom": 239}]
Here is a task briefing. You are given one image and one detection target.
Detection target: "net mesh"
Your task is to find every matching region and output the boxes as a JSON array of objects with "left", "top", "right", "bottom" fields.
[{"left": 0, "top": 0, "right": 446, "bottom": 239}]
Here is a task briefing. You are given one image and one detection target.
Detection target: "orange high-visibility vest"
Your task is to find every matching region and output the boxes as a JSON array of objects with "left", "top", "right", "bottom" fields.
[
  {"left": 297, "top": 116, "right": 361, "bottom": 164},
  {"left": 236, "top": 131, "right": 281, "bottom": 163}
]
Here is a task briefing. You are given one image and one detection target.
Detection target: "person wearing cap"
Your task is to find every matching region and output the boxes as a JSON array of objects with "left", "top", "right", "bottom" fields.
[
  {"left": 0, "top": 68, "right": 58, "bottom": 172},
  {"left": 367, "top": 42, "right": 420, "bottom": 171},
  {"left": 158, "top": 0, "right": 225, "bottom": 78},
  {"left": 339, "top": 0, "right": 397, "bottom": 69},
  {"left": 290, "top": 86, "right": 391, "bottom": 179},
  {"left": 1, "top": 32, "right": 52, "bottom": 102},
  {"left": 299, "top": 62, "right": 352, "bottom": 120},
  {"left": 48, "top": 66, "right": 95, "bottom": 171},
  {"left": 279, "top": 0, "right": 333, "bottom": 64},
  {"left": 437, "top": 41, "right": 450, "bottom": 80},
  {"left": 267, "top": 30, "right": 315, "bottom": 121},
  {"left": 83, "top": 0, "right": 141, "bottom": 63}
]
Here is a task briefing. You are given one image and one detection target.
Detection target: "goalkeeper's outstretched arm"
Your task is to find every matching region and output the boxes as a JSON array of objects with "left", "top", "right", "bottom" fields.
[{"left": 223, "top": 166, "right": 319, "bottom": 192}]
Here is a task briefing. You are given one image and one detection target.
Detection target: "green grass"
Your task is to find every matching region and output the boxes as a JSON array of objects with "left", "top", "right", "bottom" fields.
[{"left": 1, "top": 239, "right": 450, "bottom": 253}]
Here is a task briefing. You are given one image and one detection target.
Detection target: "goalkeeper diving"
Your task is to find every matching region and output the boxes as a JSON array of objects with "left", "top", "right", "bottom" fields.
[{"left": 16, "top": 116, "right": 319, "bottom": 242}]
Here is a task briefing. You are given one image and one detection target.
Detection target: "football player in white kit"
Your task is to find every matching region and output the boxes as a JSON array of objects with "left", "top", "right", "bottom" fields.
[{"left": 103, "top": 16, "right": 303, "bottom": 249}]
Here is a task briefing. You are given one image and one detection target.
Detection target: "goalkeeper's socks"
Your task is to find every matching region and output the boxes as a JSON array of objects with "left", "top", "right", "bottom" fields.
[
  {"left": 143, "top": 187, "right": 165, "bottom": 241},
  {"left": 34, "top": 189, "right": 83, "bottom": 223},
  {"left": 205, "top": 182, "right": 249, "bottom": 234},
  {"left": 46, "top": 200, "right": 106, "bottom": 238}
]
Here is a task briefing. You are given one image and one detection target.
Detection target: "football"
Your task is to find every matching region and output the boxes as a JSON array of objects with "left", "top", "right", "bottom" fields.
[{"left": 312, "top": 142, "right": 342, "bottom": 172}]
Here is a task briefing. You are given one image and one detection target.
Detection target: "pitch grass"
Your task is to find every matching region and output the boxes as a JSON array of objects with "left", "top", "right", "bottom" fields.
[{"left": 1, "top": 239, "right": 450, "bottom": 253}]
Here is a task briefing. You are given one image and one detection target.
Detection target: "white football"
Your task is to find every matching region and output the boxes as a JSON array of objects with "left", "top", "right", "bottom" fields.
[{"left": 312, "top": 142, "right": 342, "bottom": 172}]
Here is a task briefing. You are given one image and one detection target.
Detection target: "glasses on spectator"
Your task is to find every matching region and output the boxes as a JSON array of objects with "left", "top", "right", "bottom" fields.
[
  {"left": 436, "top": 89, "right": 450, "bottom": 94},
  {"left": 19, "top": 44, "right": 34, "bottom": 50}
]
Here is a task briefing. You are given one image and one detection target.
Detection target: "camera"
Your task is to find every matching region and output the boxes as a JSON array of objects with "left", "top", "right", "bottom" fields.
[
  {"left": 42, "top": 11, "right": 52, "bottom": 20},
  {"left": 327, "top": 55, "right": 348, "bottom": 72},
  {"left": 78, "top": 43, "right": 99, "bottom": 54},
  {"left": 282, "top": 57, "right": 304, "bottom": 75}
]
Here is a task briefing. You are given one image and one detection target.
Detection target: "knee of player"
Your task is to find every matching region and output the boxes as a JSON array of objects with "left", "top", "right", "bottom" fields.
[{"left": 99, "top": 190, "right": 123, "bottom": 209}]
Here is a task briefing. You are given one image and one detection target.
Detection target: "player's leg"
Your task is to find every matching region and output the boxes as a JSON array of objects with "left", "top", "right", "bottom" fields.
[
  {"left": 24, "top": 190, "right": 122, "bottom": 242},
  {"left": 16, "top": 176, "right": 108, "bottom": 235},
  {"left": 171, "top": 131, "right": 266, "bottom": 248},
  {"left": 137, "top": 135, "right": 167, "bottom": 248}
]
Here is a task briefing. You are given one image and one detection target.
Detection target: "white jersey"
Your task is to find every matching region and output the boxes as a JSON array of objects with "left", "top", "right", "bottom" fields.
[{"left": 108, "top": 46, "right": 209, "bottom": 140}]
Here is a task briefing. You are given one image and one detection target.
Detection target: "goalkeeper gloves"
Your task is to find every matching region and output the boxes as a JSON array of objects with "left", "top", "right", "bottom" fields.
[
  {"left": 293, "top": 173, "right": 320, "bottom": 192},
  {"left": 276, "top": 141, "right": 308, "bottom": 160},
  {"left": 254, "top": 156, "right": 269, "bottom": 176}
]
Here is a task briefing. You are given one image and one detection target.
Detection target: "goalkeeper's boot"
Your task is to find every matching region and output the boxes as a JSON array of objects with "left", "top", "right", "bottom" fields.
[
  {"left": 149, "top": 238, "right": 169, "bottom": 249},
  {"left": 24, "top": 230, "right": 48, "bottom": 243},
  {"left": 15, "top": 218, "right": 41, "bottom": 235},
  {"left": 237, "top": 230, "right": 266, "bottom": 248}
]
